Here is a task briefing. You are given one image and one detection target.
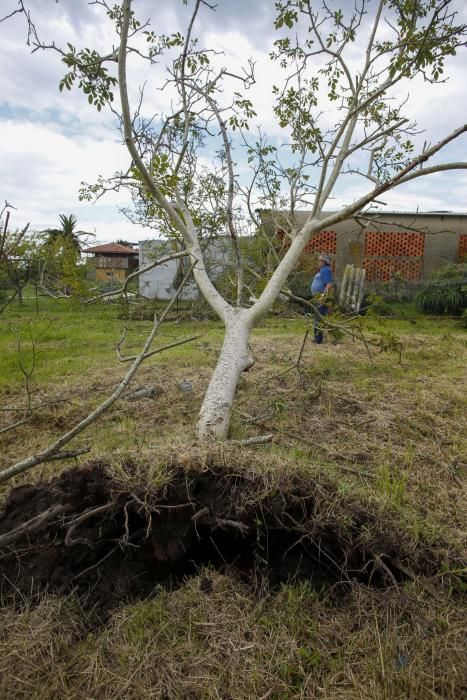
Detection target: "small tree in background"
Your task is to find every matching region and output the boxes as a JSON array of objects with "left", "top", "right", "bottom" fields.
[
  {"left": 39, "top": 214, "right": 94, "bottom": 297},
  {"left": 39, "top": 235, "right": 92, "bottom": 298},
  {"left": 0, "top": 203, "right": 41, "bottom": 310}
]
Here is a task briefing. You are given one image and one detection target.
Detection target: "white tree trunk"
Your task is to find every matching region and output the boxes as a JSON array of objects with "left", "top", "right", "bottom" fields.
[
  {"left": 197, "top": 310, "right": 254, "bottom": 441},
  {"left": 196, "top": 222, "right": 324, "bottom": 442}
]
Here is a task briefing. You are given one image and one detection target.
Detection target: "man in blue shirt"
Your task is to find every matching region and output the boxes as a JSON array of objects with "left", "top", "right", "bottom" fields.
[{"left": 310, "top": 253, "right": 334, "bottom": 344}]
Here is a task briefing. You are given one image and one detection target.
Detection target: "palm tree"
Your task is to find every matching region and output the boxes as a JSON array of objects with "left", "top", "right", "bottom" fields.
[{"left": 42, "top": 214, "right": 94, "bottom": 251}]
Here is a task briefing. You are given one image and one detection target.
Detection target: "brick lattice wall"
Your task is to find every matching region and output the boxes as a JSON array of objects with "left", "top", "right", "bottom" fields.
[
  {"left": 364, "top": 231, "right": 425, "bottom": 257},
  {"left": 303, "top": 230, "right": 336, "bottom": 254},
  {"left": 363, "top": 231, "right": 425, "bottom": 281},
  {"left": 458, "top": 234, "right": 467, "bottom": 260},
  {"left": 277, "top": 229, "right": 337, "bottom": 273},
  {"left": 363, "top": 258, "right": 423, "bottom": 282}
]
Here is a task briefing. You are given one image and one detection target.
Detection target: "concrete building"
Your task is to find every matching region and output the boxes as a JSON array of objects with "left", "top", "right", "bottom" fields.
[
  {"left": 138, "top": 238, "right": 234, "bottom": 300},
  {"left": 269, "top": 210, "right": 467, "bottom": 282}
]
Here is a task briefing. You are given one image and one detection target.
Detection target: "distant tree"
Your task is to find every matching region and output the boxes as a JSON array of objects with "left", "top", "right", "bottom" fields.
[
  {"left": 0, "top": 203, "right": 40, "bottom": 310},
  {"left": 116, "top": 239, "right": 136, "bottom": 249},
  {"left": 38, "top": 214, "right": 94, "bottom": 297},
  {"left": 40, "top": 236, "right": 92, "bottom": 298}
]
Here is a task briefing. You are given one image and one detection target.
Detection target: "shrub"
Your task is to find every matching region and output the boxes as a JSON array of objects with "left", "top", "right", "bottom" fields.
[{"left": 416, "top": 264, "right": 466, "bottom": 315}]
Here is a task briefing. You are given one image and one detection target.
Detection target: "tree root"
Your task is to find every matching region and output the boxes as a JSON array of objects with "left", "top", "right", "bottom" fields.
[
  {"left": 0, "top": 504, "right": 70, "bottom": 547},
  {"left": 64, "top": 502, "right": 114, "bottom": 549},
  {"left": 73, "top": 545, "right": 119, "bottom": 580}
]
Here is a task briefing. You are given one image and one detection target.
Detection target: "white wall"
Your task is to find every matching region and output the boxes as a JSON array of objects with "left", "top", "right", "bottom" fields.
[{"left": 138, "top": 238, "right": 235, "bottom": 300}]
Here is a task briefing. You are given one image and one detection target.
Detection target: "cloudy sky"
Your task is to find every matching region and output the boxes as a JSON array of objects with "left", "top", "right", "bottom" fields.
[{"left": 1, "top": 0, "right": 467, "bottom": 244}]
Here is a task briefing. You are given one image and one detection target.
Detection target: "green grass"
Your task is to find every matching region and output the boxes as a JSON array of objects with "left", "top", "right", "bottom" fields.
[{"left": 1, "top": 296, "right": 122, "bottom": 385}]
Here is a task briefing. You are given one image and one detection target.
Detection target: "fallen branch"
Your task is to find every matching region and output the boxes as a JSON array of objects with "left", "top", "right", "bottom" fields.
[
  {"left": 227, "top": 434, "right": 273, "bottom": 447},
  {"left": 0, "top": 416, "right": 31, "bottom": 435},
  {"left": 0, "top": 259, "right": 197, "bottom": 484},
  {"left": 43, "top": 447, "right": 91, "bottom": 462},
  {"left": 117, "top": 333, "right": 200, "bottom": 362}
]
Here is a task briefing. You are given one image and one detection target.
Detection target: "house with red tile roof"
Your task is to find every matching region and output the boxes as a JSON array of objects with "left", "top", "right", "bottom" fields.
[{"left": 82, "top": 243, "right": 139, "bottom": 283}]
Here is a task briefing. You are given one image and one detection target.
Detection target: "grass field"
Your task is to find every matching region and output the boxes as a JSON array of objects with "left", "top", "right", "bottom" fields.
[{"left": 0, "top": 294, "right": 465, "bottom": 698}]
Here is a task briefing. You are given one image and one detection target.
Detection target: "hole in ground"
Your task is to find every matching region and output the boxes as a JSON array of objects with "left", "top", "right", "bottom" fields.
[{"left": 0, "top": 463, "right": 433, "bottom": 616}]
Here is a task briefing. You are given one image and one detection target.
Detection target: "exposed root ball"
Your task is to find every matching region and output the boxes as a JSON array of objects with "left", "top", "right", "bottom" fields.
[{"left": 0, "top": 463, "right": 456, "bottom": 614}]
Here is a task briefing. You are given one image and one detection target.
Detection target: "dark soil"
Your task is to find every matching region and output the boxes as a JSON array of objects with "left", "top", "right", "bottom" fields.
[{"left": 0, "top": 462, "right": 447, "bottom": 616}]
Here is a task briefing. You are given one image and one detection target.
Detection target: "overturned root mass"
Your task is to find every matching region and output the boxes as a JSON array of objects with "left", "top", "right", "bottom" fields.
[{"left": 0, "top": 462, "right": 460, "bottom": 614}]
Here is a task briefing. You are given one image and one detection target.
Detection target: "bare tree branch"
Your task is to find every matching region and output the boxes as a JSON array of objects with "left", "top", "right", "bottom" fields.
[
  {"left": 116, "top": 332, "right": 200, "bottom": 362},
  {"left": 0, "top": 258, "right": 197, "bottom": 484}
]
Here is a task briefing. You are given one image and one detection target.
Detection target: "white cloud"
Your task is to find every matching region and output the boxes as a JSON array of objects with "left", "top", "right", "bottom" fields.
[
  {"left": 328, "top": 168, "right": 467, "bottom": 213},
  {"left": 0, "top": 119, "right": 147, "bottom": 237}
]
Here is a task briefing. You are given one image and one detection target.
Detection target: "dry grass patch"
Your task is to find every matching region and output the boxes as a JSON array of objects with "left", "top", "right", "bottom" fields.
[
  {"left": 234, "top": 325, "right": 466, "bottom": 543},
  {"left": 1, "top": 576, "right": 465, "bottom": 699}
]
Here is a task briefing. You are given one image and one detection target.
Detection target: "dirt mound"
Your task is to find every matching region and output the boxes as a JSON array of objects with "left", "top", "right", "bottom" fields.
[{"left": 0, "top": 462, "right": 452, "bottom": 615}]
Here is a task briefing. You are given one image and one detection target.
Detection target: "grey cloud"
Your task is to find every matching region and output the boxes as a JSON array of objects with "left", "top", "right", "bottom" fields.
[
  {"left": 2, "top": 0, "right": 467, "bottom": 237},
  {"left": 132, "top": 0, "right": 275, "bottom": 50},
  {"left": 2, "top": 0, "right": 95, "bottom": 32},
  {"left": 197, "top": 0, "right": 273, "bottom": 47}
]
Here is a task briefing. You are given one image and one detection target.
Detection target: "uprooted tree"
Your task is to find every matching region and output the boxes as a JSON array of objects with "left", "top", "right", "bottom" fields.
[{"left": 5, "top": 0, "right": 467, "bottom": 443}]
